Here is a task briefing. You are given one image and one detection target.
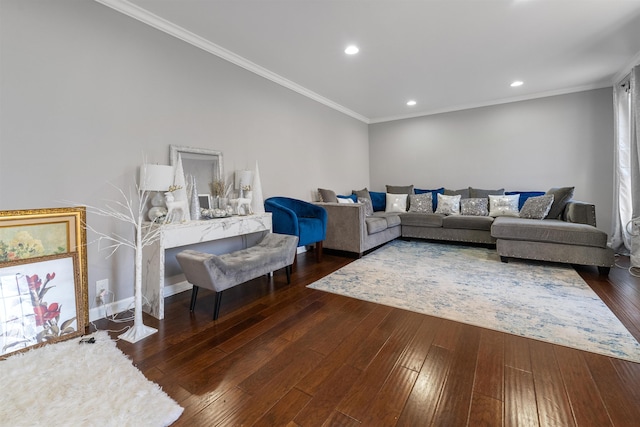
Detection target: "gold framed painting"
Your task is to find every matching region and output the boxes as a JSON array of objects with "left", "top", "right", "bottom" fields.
[
  {"left": 0, "top": 207, "right": 88, "bottom": 329},
  {"left": 0, "top": 252, "right": 86, "bottom": 358}
]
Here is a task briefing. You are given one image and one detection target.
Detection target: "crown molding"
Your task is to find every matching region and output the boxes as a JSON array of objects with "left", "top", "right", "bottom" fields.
[
  {"left": 612, "top": 49, "right": 640, "bottom": 84},
  {"left": 369, "top": 83, "right": 612, "bottom": 124},
  {"left": 94, "top": 0, "right": 370, "bottom": 124}
]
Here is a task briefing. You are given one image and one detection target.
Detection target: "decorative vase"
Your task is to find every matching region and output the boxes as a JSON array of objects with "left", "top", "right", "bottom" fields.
[{"left": 251, "top": 161, "right": 265, "bottom": 214}]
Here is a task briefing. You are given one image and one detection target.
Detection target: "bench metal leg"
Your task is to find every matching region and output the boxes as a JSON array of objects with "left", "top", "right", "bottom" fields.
[
  {"left": 213, "top": 291, "right": 223, "bottom": 320},
  {"left": 190, "top": 285, "right": 199, "bottom": 311}
]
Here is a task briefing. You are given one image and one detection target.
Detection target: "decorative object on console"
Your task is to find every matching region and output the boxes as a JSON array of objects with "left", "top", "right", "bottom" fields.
[
  {"left": 251, "top": 161, "right": 265, "bottom": 215},
  {"left": 139, "top": 164, "right": 173, "bottom": 221},
  {"left": 164, "top": 156, "right": 190, "bottom": 223},
  {"left": 188, "top": 175, "right": 201, "bottom": 221},
  {"left": 235, "top": 170, "right": 253, "bottom": 198}
]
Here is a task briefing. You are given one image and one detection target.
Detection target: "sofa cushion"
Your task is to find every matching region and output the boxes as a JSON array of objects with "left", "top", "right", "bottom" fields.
[
  {"left": 352, "top": 188, "right": 371, "bottom": 201},
  {"left": 443, "top": 215, "right": 494, "bottom": 231},
  {"left": 469, "top": 187, "right": 505, "bottom": 198},
  {"left": 444, "top": 188, "right": 470, "bottom": 198},
  {"left": 491, "top": 217, "right": 608, "bottom": 248},
  {"left": 545, "top": 187, "right": 575, "bottom": 219},
  {"left": 365, "top": 216, "right": 388, "bottom": 235},
  {"left": 318, "top": 188, "right": 338, "bottom": 203},
  {"left": 400, "top": 212, "right": 444, "bottom": 227},
  {"left": 376, "top": 212, "right": 402, "bottom": 228},
  {"left": 408, "top": 193, "right": 433, "bottom": 213},
  {"left": 386, "top": 184, "right": 414, "bottom": 194},
  {"left": 460, "top": 198, "right": 489, "bottom": 216}
]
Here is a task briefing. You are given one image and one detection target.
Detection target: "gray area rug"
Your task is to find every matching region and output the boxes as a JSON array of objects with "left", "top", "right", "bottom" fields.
[
  {"left": 0, "top": 330, "right": 183, "bottom": 426},
  {"left": 308, "top": 240, "right": 640, "bottom": 363}
]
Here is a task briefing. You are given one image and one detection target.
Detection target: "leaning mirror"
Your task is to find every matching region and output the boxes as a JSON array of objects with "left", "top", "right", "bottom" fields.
[{"left": 169, "top": 145, "right": 223, "bottom": 196}]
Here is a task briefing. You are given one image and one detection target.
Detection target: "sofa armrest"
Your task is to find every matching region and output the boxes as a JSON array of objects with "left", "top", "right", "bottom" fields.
[
  {"left": 315, "top": 202, "right": 366, "bottom": 254},
  {"left": 563, "top": 201, "right": 597, "bottom": 227}
]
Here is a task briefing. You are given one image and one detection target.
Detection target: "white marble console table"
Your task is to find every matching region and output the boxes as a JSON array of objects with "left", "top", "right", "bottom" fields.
[{"left": 142, "top": 213, "right": 272, "bottom": 319}]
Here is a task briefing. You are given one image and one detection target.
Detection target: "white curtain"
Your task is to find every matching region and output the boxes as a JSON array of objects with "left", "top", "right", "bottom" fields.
[{"left": 612, "top": 65, "right": 640, "bottom": 254}]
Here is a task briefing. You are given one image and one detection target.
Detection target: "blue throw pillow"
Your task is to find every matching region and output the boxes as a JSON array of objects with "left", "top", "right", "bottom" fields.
[
  {"left": 505, "top": 191, "right": 545, "bottom": 210},
  {"left": 415, "top": 187, "right": 445, "bottom": 211},
  {"left": 368, "top": 191, "right": 387, "bottom": 211},
  {"left": 337, "top": 194, "right": 357, "bottom": 203}
]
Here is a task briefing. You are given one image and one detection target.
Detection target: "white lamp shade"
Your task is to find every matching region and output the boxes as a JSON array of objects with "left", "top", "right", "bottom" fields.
[
  {"left": 235, "top": 170, "right": 253, "bottom": 189},
  {"left": 139, "top": 164, "right": 174, "bottom": 192}
]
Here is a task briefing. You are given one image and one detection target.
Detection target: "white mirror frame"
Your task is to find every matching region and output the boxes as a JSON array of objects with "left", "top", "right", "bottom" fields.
[{"left": 169, "top": 145, "right": 223, "bottom": 196}]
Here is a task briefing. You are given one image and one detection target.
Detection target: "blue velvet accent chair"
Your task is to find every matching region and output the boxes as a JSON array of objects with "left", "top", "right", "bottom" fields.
[{"left": 264, "top": 196, "right": 328, "bottom": 262}]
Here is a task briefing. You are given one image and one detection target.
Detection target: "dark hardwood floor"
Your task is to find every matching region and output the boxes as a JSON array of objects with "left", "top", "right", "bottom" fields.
[{"left": 94, "top": 247, "right": 640, "bottom": 426}]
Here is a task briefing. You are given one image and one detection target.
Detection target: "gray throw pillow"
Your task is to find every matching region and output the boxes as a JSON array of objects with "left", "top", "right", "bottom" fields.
[
  {"left": 545, "top": 187, "right": 574, "bottom": 219},
  {"left": 460, "top": 198, "right": 489, "bottom": 216},
  {"left": 358, "top": 196, "right": 374, "bottom": 216},
  {"left": 520, "top": 195, "right": 555, "bottom": 219},
  {"left": 408, "top": 193, "right": 433, "bottom": 213},
  {"left": 444, "top": 188, "right": 470, "bottom": 199},
  {"left": 352, "top": 187, "right": 371, "bottom": 202},
  {"left": 317, "top": 188, "right": 337, "bottom": 203},
  {"left": 469, "top": 187, "right": 505, "bottom": 199},
  {"left": 386, "top": 184, "right": 414, "bottom": 195}
]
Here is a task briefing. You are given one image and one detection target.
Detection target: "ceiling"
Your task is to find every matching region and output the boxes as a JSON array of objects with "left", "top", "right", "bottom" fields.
[{"left": 102, "top": 0, "right": 640, "bottom": 123}]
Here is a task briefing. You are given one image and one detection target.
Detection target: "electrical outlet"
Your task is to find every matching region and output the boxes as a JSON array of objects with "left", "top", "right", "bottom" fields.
[{"left": 96, "top": 279, "right": 109, "bottom": 305}]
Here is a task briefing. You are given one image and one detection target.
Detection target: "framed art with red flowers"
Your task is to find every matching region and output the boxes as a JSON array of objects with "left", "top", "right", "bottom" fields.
[
  {"left": 0, "top": 252, "right": 86, "bottom": 357},
  {"left": 0, "top": 207, "right": 88, "bottom": 357}
]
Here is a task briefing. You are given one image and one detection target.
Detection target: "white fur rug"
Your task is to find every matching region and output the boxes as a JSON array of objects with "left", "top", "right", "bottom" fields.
[{"left": 0, "top": 331, "right": 183, "bottom": 426}]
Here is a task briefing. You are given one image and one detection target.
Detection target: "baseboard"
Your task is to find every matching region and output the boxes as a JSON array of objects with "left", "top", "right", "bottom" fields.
[
  {"left": 88, "top": 281, "right": 193, "bottom": 322},
  {"left": 89, "top": 296, "right": 134, "bottom": 323}
]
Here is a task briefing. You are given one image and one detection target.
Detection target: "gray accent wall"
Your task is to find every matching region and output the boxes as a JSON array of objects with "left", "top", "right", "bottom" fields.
[
  {"left": 0, "top": 1, "right": 369, "bottom": 303},
  {"left": 369, "top": 89, "right": 614, "bottom": 234}
]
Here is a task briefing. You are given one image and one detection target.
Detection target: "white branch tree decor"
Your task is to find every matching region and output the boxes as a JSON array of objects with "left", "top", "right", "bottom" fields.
[{"left": 86, "top": 178, "right": 164, "bottom": 343}]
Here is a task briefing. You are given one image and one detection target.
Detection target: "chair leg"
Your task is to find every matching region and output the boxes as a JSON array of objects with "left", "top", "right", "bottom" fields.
[
  {"left": 285, "top": 265, "right": 291, "bottom": 284},
  {"left": 213, "top": 291, "right": 223, "bottom": 320},
  {"left": 189, "top": 286, "right": 199, "bottom": 312},
  {"left": 315, "top": 241, "right": 323, "bottom": 262}
]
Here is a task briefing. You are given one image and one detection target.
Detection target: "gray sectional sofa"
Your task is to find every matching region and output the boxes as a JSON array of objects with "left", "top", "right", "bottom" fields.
[{"left": 315, "top": 186, "right": 615, "bottom": 275}]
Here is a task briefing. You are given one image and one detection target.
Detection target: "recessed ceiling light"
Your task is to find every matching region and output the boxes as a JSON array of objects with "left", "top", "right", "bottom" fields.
[
  {"left": 407, "top": 100, "right": 417, "bottom": 106},
  {"left": 510, "top": 81, "right": 524, "bottom": 87},
  {"left": 345, "top": 45, "right": 359, "bottom": 55}
]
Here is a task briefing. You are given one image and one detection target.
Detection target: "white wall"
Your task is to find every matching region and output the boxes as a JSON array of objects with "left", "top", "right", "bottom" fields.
[
  {"left": 0, "top": 0, "right": 369, "bottom": 306},
  {"left": 369, "top": 89, "right": 614, "bottom": 234}
]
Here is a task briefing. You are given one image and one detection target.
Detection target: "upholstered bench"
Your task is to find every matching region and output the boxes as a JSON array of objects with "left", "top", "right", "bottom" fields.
[{"left": 176, "top": 233, "right": 298, "bottom": 320}]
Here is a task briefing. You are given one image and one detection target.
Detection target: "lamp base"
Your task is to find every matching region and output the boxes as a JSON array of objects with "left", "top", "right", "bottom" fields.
[{"left": 118, "top": 324, "right": 157, "bottom": 343}]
